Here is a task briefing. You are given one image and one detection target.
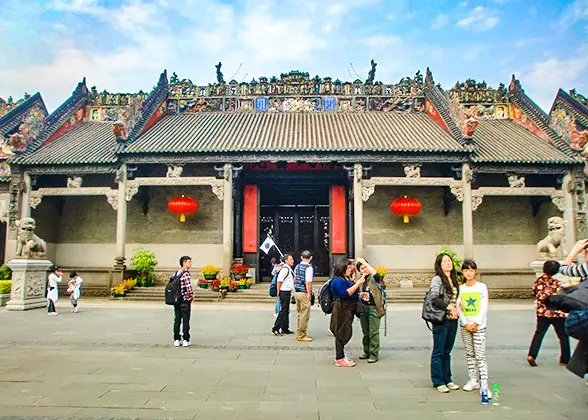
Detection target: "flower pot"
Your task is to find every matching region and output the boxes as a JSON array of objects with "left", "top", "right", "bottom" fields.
[
  {"left": 232, "top": 274, "right": 245, "bottom": 280},
  {"left": 238, "top": 284, "right": 245, "bottom": 289},
  {"left": 203, "top": 274, "right": 217, "bottom": 281},
  {"left": 198, "top": 284, "right": 208, "bottom": 289}
]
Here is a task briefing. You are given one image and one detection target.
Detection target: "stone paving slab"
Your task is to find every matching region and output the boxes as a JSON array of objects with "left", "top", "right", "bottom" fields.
[{"left": 0, "top": 300, "right": 586, "bottom": 419}]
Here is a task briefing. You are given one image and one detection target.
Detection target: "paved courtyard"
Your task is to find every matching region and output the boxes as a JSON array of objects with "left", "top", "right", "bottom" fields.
[{"left": 0, "top": 299, "right": 586, "bottom": 419}]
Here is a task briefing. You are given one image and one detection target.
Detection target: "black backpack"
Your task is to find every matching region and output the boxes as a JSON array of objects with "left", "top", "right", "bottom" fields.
[
  {"left": 318, "top": 279, "right": 333, "bottom": 314},
  {"left": 165, "top": 270, "right": 186, "bottom": 305}
]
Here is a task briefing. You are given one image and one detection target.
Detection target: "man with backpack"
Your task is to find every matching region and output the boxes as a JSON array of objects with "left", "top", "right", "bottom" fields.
[
  {"left": 172, "top": 256, "right": 194, "bottom": 347},
  {"left": 272, "top": 254, "right": 295, "bottom": 336},
  {"left": 294, "top": 250, "right": 314, "bottom": 342}
]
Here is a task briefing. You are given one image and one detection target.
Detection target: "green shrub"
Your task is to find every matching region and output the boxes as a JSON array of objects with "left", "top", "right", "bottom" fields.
[
  {"left": 130, "top": 248, "right": 158, "bottom": 287},
  {"left": 0, "top": 265, "right": 12, "bottom": 280},
  {"left": 0, "top": 280, "right": 11, "bottom": 294}
]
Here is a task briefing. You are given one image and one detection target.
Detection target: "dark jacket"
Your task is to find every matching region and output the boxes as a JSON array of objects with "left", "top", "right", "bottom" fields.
[{"left": 360, "top": 273, "right": 386, "bottom": 318}]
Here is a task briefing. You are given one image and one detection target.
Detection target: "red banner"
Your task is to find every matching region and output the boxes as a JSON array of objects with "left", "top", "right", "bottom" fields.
[
  {"left": 243, "top": 185, "right": 258, "bottom": 253},
  {"left": 331, "top": 185, "right": 346, "bottom": 254}
]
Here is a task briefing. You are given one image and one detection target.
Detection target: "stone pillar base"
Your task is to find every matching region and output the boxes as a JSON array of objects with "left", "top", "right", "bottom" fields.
[{"left": 6, "top": 258, "right": 53, "bottom": 311}]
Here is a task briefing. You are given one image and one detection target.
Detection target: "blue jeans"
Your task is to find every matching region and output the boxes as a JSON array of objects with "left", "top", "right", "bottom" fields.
[
  {"left": 275, "top": 297, "right": 280, "bottom": 315},
  {"left": 431, "top": 319, "right": 458, "bottom": 387}
]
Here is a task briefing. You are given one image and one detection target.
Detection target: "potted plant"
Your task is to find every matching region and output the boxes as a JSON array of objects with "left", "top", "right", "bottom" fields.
[
  {"left": 219, "top": 278, "right": 230, "bottom": 290},
  {"left": 211, "top": 279, "right": 221, "bottom": 291},
  {"left": 201, "top": 265, "right": 220, "bottom": 281},
  {"left": 229, "top": 280, "right": 239, "bottom": 292},
  {"left": 130, "top": 248, "right": 158, "bottom": 287},
  {"left": 238, "top": 279, "right": 246, "bottom": 289},
  {"left": 230, "top": 264, "right": 249, "bottom": 280},
  {"left": 0, "top": 279, "right": 11, "bottom": 307},
  {"left": 198, "top": 279, "right": 209, "bottom": 289},
  {"left": 245, "top": 278, "right": 252, "bottom": 289}
]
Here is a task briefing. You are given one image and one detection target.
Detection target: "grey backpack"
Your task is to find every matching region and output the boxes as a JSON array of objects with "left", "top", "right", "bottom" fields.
[{"left": 422, "top": 284, "right": 446, "bottom": 329}]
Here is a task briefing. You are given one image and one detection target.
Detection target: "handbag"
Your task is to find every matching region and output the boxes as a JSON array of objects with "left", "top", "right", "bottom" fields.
[{"left": 422, "top": 285, "right": 447, "bottom": 328}]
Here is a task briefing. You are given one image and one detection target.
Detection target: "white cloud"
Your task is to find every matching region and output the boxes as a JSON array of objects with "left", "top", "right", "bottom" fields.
[
  {"left": 431, "top": 14, "right": 449, "bottom": 30},
  {"left": 521, "top": 44, "right": 588, "bottom": 112},
  {"left": 559, "top": 0, "right": 588, "bottom": 29},
  {"left": 456, "top": 6, "right": 500, "bottom": 31}
]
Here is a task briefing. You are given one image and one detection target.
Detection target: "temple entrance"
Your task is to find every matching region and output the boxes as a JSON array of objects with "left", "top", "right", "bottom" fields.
[{"left": 259, "top": 205, "right": 330, "bottom": 278}]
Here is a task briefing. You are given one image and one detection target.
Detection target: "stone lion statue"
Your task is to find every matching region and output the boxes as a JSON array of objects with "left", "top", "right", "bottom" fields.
[
  {"left": 537, "top": 216, "right": 566, "bottom": 258},
  {"left": 67, "top": 176, "right": 82, "bottom": 188},
  {"left": 15, "top": 217, "right": 47, "bottom": 259}
]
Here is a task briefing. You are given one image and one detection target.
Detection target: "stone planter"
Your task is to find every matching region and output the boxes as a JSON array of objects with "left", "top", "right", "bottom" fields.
[
  {"left": 0, "top": 294, "right": 10, "bottom": 307},
  {"left": 203, "top": 274, "right": 218, "bottom": 281}
]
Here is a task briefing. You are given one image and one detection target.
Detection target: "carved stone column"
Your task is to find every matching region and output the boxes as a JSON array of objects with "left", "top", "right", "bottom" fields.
[
  {"left": 462, "top": 163, "right": 474, "bottom": 259},
  {"left": 114, "top": 164, "right": 128, "bottom": 270},
  {"left": 562, "top": 172, "right": 576, "bottom": 254},
  {"left": 353, "top": 163, "right": 363, "bottom": 258},
  {"left": 20, "top": 171, "right": 31, "bottom": 219},
  {"left": 222, "top": 164, "right": 234, "bottom": 275}
]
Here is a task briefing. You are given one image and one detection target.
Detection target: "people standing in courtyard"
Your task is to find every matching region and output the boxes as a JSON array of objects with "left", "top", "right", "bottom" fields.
[
  {"left": 272, "top": 254, "right": 295, "bottom": 336},
  {"left": 456, "top": 259, "right": 491, "bottom": 398},
  {"left": 429, "top": 253, "right": 461, "bottom": 392},
  {"left": 67, "top": 272, "right": 84, "bottom": 313},
  {"left": 356, "top": 257, "right": 385, "bottom": 363},
  {"left": 173, "top": 256, "right": 194, "bottom": 347},
  {"left": 47, "top": 266, "right": 63, "bottom": 316},
  {"left": 294, "top": 250, "right": 314, "bottom": 342},
  {"left": 271, "top": 256, "right": 285, "bottom": 318},
  {"left": 330, "top": 257, "right": 365, "bottom": 367},
  {"left": 527, "top": 260, "right": 570, "bottom": 367}
]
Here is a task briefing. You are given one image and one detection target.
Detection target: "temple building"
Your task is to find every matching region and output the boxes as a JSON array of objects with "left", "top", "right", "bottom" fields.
[{"left": 1, "top": 65, "right": 587, "bottom": 296}]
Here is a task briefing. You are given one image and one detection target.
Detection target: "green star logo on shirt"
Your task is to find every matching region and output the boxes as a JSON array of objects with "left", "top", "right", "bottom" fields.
[{"left": 466, "top": 296, "right": 477, "bottom": 307}]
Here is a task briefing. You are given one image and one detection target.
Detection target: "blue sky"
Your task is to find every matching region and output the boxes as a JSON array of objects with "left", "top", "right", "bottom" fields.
[{"left": 0, "top": 0, "right": 586, "bottom": 112}]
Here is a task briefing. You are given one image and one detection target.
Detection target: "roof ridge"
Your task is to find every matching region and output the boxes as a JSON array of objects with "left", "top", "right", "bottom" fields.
[
  {"left": 11, "top": 78, "right": 91, "bottom": 163},
  {"left": 0, "top": 93, "right": 48, "bottom": 138},
  {"left": 508, "top": 75, "right": 578, "bottom": 159}
]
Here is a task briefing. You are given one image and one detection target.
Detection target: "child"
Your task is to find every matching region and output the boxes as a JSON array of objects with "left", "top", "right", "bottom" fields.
[
  {"left": 527, "top": 260, "right": 570, "bottom": 367},
  {"left": 456, "top": 259, "right": 491, "bottom": 399},
  {"left": 67, "top": 272, "right": 83, "bottom": 313}
]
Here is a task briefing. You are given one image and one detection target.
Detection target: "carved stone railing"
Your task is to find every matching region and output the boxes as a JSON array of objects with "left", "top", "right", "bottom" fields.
[
  {"left": 125, "top": 176, "right": 225, "bottom": 201},
  {"left": 29, "top": 187, "right": 119, "bottom": 210}
]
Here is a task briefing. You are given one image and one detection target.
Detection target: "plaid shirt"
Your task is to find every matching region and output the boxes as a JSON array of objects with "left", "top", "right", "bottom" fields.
[
  {"left": 532, "top": 274, "right": 566, "bottom": 318},
  {"left": 179, "top": 270, "right": 193, "bottom": 302}
]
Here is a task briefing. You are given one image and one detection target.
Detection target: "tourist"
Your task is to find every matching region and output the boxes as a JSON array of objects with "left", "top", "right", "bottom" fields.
[
  {"left": 559, "top": 238, "right": 588, "bottom": 281},
  {"left": 429, "top": 253, "right": 460, "bottom": 393},
  {"left": 356, "top": 257, "right": 385, "bottom": 363},
  {"left": 330, "top": 257, "right": 365, "bottom": 367},
  {"left": 47, "top": 265, "right": 64, "bottom": 316},
  {"left": 173, "top": 256, "right": 194, "bottom": 347},
  {"left": 294, "top": 250, "right": 314, "bottom": 342},
  {"left": 527, "top": 260, "right": 570, "bottom": 368},
  {"left": 67, "top": 272, "right": 84, "bottom": 313},
  {"left": 456, "top": 259, "right": 491, "bottom": 399},
  {"left": 272, "top": 254, "right": 294, "bottom": 336},
  {"left": 271, "top": 256, "right": 285, "bottom": 318}
]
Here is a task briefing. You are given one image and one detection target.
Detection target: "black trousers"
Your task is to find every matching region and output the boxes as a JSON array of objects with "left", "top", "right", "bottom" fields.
[
  {"left": 273, "top": 290, "right": 291, "bottom": 333},
  {"left": 173, "top": 302, "right": 191, "bottom": 341},
  {"left": 335, "top": 339, "right": 345, "bottom": 360},
  {"left": 528, "top": 316, "right": 570, "bottom": 364}
]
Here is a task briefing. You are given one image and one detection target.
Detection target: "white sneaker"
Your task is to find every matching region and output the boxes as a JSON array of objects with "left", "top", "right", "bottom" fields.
[
  {"left": 182, "top": 340, "right": 191, "bottom": 347},
  {"left": 173, "top": 340, "right": 181, "bottom": 347},
  {"left": 463, "top": 379, "right": 480, "bottom": 392}
]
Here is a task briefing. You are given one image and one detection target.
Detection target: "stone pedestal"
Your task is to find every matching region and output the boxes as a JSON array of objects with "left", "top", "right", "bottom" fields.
[
  {"left": 530, "top": 260, "right": 576, "bottom": 287},
  {"left": 6, "top": 259, "right": 52, "bottom": 311}
]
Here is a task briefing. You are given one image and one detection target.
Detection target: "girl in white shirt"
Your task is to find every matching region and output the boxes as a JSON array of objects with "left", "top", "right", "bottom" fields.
[
  {"left": 67, "top": 272, "right": 83, "bottom": 313},
  {"left": 47, "top": 266, "right": 63, "bottom": 315},
  {"left": 456, "top": 259, "right": 491, "bottom": 399}
]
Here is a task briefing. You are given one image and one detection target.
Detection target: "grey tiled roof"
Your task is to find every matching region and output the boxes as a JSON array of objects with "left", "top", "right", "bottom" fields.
[
  {"left": 124, "top": 112, "right": 466, "bottom": 154},
  {"left": 472, "top": 120, "right": 581, "bottom": 164},
  {"left": 19, "top": 121, "right": 117, "bottom": 165}
]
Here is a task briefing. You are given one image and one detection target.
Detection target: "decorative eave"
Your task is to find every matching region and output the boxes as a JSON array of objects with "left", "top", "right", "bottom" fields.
[
  {"left": 550, "top": 88, "right": 588, "bottom": 128},
  {"left": 22, "top": 164, "right": 118, "bottom": 176},
  {"left": 12, "top": 78, "right": 91, "bottom": 162},
  {"left": 423, "top": 68, "right": 462, "bottom": 141},
  {"left": 126, "top": 70, "right": 169, "bottom": 143},
  {"left": 508, "top": 75, "right": 577, "bottom": 158},
  {"left": 0, "top": 93, "right": 48, "bottom": 137}
]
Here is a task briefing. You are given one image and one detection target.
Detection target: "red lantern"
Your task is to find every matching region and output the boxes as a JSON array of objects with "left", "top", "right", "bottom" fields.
[
  {"left": 168, "top": 195, "right": 198, "bottom": 222},
  {"left": 391, "top": 196, "right": 422, "bottom": 224}
]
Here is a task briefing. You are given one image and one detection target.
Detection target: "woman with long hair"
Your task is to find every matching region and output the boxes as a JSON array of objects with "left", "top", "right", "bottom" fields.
[
  {"left": 330, "top": 257, "right": 365, "bottom": 367},
  {"left": 429, "top": 253, "right": 461, "bottom": 392}
]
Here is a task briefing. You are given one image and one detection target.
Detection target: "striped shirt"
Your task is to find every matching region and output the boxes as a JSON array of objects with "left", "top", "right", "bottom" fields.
[{"left": 559, "top": 263, "right": 588, "bottom": 282}]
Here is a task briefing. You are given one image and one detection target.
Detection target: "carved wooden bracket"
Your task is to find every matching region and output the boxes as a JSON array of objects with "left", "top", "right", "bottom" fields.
[{"left": 126, "top": 176, "right": 225, "bottom": 201}]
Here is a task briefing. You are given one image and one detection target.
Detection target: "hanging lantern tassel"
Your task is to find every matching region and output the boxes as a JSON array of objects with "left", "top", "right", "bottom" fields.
[
  {"left": 390, "top": 196, "right": 422, "bottom": 224},
  {"left": 168, "top": 195, "right": 199, "bottom": 223}
]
